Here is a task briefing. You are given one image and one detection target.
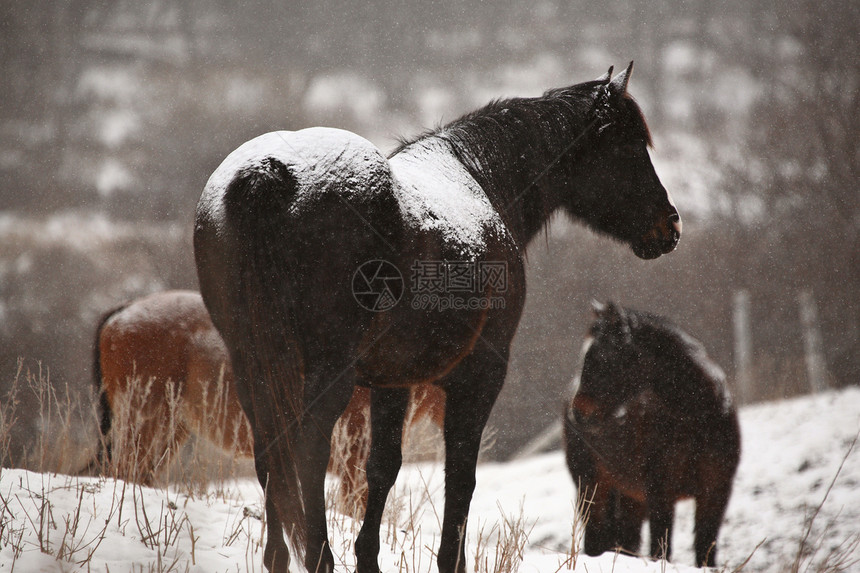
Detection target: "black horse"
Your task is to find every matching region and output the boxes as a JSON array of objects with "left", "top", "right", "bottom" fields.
[
  {"left": 564, "top": 301, "right": 740, "bottom": 567},
  {"left": 194, "top": 63, "right": 681, "bottom": 573}
]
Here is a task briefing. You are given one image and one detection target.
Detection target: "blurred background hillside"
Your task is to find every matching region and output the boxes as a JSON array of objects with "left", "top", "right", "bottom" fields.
[{"left": 1, "top": 0, "right": 857, "bottom": 461}]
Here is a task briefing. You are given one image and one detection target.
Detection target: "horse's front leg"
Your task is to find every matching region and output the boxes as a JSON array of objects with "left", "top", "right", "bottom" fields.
[
  {"left": 437, "top": 348, "right": 507, "bottom": 573},
  {"left": 692, "top": 481, "right": 733, "bottom": 567},
  {"left": 615, "top": 493, "right": 646, "bottom": 555},
  {"left": 581, "top": 485, "right": 615, "bottom": 557},
  {"left": 646, "top": 493, "right": 675, "bottom": 562},
  {"left": 355, "top": 386, "right": 410, "bottom": 573}
]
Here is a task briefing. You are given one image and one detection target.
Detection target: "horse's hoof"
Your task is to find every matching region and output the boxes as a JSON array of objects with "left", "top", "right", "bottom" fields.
[{"left": 263, "top": 546, "right": 290, "bottom": 573}]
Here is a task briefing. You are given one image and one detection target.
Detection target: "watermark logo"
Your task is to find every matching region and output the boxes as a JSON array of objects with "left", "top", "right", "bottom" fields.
[
  {"left": 410, "top": 260, "right": 507, "bottom": 311},
  {"left": 353, "top": 259, "right": 507, "bottom": 312},
  {"left": 351, "top": 260, "right": 404, "bottom": 312}
]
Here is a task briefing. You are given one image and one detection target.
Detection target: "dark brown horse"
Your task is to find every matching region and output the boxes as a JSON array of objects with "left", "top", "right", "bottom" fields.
[
  {"left": 93, "top": 289, "right": 444, "bottom": 515},
  {"left": 194, "top": 63, "right": 680, "bottom": 573},
  {"left": 564, "top": 301, "right": 740, "bottom": 567}
]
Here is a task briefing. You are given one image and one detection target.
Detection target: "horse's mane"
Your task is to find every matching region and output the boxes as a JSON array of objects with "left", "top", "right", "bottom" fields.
[{"left": 390, "top": 81, "right": 652, "bottom": 242}]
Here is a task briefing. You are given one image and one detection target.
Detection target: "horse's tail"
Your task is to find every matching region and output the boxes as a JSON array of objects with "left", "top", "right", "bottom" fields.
[
  {"left": 215, "top": 158, "right": 309, "bottom": 555},
  {"left": 88, "top": 302, "right": 128, "bottom": 473}
]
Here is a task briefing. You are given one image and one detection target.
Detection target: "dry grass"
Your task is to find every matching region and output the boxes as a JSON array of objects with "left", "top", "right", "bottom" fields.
[
  {"left": 785, "top": 432, "right": 860, "bottom": 573},
  {"left": 473, "top": 502, "right": 534, "bottom": 573},
  {"left": 557, "top": 481, "right": 594, "bottom": 571},
  {"left": 1, "top": 361, "right": 522, "bottom": 572},
  {"left": 95, "top": 371, "right": 255, "bottom": 495},
  {"left": 1, "top": 360, "right": 99, "bottom": 475},
  {"left": 6, "top": 362, "right": 857, "bottom": 573},
  {"left": 0, "top": 470, "right": 209, "bottom": 573}
]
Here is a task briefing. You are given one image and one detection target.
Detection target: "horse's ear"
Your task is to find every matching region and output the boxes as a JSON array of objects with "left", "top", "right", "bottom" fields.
[
  {"left": 604, "top": 301, "right": 631, "bottom": 330},
  {"left": 594, "top": 66, "right": 613, "bottom": 85},
  {"left": 628, "top": 313, "right": 639, "bottom": 331},
  {"left": 590, "top": 299, "right": 606, "bottom": 317},
  {"left": 605, "top": 301, "right": 633, "bottom": 342},
  {"left": 604, "top": 301, "right": 625, "bottom": 323},
  {"left": 608, "top": 61, "right": 634, "bottom": 97}
]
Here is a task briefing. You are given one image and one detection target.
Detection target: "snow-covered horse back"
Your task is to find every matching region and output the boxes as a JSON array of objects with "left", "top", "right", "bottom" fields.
[{"left": 194, "top": 62, "right": 680, "bottom": 573}]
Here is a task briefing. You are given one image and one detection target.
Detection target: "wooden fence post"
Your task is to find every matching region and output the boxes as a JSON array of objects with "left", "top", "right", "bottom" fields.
[
  {"left": 733, "top": 289, "right": 753, "bottom": 404},
  {"left": 798, "top": 289, "right": 829, "bottom": 393}
]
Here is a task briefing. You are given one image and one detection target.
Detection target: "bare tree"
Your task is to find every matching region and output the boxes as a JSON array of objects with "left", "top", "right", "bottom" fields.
[{"left": 724, "top": 0, "right": 859, "bottom": 387}]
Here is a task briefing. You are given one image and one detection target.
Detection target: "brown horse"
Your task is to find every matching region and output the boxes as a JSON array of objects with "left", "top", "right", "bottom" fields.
[
  {"left": 194, "top": 63, "right": 680, "bottom": 573},
  {"left": 564, "top": 301, "right": 740, "bottom": 567},
  {"left": 93, "top": 289, "right": 444, "bottom": 515}
]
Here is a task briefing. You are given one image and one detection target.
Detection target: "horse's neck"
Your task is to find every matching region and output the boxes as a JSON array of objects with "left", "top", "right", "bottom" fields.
[
  {"left": 637, "top": 325, "right": 730, "bottom": 419},
  {"left": 436, "top": 100, "right": 591, "bottom": 246},
  {"left": 658, "top": 363, "right": 734, "bottom": 421}
]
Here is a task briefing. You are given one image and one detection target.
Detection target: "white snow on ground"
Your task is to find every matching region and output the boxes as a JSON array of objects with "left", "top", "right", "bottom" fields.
[{"left": 2, "top": 388, "right": 859, "bottom": 572}]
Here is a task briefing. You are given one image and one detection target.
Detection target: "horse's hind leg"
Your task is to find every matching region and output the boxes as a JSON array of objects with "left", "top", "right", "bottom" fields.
[
  {"left": 253, "top": 449, "right": 291, "bottom": 573},
  {"left": 241, "top": 375, "right": 301, "bottom": 573},
  {"left": 355, "top": 386, "right": 410, "bottom": 573},
  {"left": 297, "top": 376, "right": 354, "bottom": 573}
]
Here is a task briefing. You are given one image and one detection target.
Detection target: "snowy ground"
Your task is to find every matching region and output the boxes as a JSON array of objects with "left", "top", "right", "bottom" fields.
[{"left": 2, "top": 388, "right": 859, "bottom": 573}]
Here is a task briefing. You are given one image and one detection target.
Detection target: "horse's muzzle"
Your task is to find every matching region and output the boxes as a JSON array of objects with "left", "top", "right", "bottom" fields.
[{"left": 634, "top": 209, "right": 681, "bottom": 260}]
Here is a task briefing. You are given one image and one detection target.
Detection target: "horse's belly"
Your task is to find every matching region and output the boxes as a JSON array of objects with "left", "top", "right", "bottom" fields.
[
  {"left": 356, "top": 304, "right": 490, "bottom": 387},
  {"left": 591, "top": 462, "right": 647, "bottom": 504},
  {"left": 353, "top": 222, "right": 523, "bottom": 387}
]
